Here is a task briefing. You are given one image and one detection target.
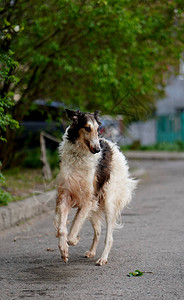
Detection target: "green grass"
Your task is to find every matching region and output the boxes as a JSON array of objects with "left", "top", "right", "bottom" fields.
[
  {"left": 0, "top": 167, "right": 59, "bottom": 206},
  {"left": 121, "top": 141, "right": 184, "bottom": 152},
  {"left": 0, "top": 147, "right": 60, "bottom": 206}
]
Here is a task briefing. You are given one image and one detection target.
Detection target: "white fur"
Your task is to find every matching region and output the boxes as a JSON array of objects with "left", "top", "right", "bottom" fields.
[{"left": 55, "top": 127, "right": 137, "bottom": 265}]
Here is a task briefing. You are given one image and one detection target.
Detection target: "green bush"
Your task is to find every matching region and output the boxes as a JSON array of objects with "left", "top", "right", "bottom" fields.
[
  {"left": 0, "top": 161, "right": 13, "bottom": 206},
  {"left": 0, "top": 188, "right": 13, "bottom": 206},
  {"left": 22, "top": 148, "right": 42, "bottom": 169},
  {"left": 47, "top": 149, "right": 59, "bottom": 169},
  {"left": 22, "top": 148, "right": 59, "bottom": 169}
]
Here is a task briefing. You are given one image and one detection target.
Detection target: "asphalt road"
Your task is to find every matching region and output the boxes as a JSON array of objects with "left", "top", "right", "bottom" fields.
[{"left": 0, "top": 160, "right": 184, "bottom": 300}]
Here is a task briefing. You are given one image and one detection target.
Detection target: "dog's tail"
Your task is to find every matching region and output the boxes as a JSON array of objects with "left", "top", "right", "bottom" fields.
[{"left": 115, "top": 176, "right": 138, "bottom": 229}]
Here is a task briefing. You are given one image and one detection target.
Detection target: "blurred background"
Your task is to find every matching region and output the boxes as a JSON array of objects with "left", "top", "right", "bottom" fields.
[{"left": 0, "top": 0, "right": 184, "bottom": 205}]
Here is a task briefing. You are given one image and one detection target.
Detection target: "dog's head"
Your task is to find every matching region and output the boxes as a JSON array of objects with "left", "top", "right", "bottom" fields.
[{"left": 65, "top": 109, "right": 101, "bottom": 154}]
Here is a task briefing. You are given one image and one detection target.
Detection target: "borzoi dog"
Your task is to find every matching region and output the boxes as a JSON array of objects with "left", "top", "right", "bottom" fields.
[{"left": 54, "top": 109, "right": 137, "bottom": 265}]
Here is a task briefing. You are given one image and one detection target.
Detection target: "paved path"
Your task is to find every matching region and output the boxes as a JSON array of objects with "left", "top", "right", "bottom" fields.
[{"left": 0, "top": 160, "right": 184, "bottom": 299}]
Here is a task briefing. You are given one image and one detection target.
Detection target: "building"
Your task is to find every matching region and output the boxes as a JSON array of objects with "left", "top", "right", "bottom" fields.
[{"left": 123, "top": 75, "right": 184, "bottom": 145}]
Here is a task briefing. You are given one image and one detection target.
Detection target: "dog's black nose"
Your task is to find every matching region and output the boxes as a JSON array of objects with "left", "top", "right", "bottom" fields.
[{"left": 93, "top": 147, "right": 100, "bottom": 154}]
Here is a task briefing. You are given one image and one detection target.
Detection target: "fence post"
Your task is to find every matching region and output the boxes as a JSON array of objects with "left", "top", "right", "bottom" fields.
[{"left": 40, "top": 132, "right": 52, "bottom": 180}]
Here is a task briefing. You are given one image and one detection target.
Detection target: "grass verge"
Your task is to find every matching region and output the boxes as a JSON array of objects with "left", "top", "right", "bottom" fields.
[
  {"left": 121, "top": 141, "right": 184, "bottom": 152},
  {"left": 0, "top": 148, "right": 59, "bottom": 206}
]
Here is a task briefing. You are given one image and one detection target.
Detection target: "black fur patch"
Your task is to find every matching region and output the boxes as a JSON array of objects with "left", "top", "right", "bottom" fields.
[
  {"left": 95, "top": 139, "right": 112, "bottom": 194},
  {"left": 66, "top": 113, "right": 87, "bottom": 143}
]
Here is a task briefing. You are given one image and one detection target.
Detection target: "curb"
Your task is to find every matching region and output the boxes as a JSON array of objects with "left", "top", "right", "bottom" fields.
[
  {"left": 125, "top": 151, "right": 184, "bottom": 160},
  {"left": 0, "top": 190, "right": 56, "bottom": 231},
  {"left": 0, "top": 166, "right": 145, "bottom": 232}
]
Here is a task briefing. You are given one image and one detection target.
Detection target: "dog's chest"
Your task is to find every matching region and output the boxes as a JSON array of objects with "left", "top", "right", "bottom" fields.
[
  {"left": 59, "top": 162, "right": 95, "bottom": 206},
  {"left": 59, "top": 144, "right": 100, "bottom": 202},
  {"left": 61, "top": 149, "right": 98, "bottom": 176},
  {"left": 61, "top": 162, "right": 95, "bottom": 183}
]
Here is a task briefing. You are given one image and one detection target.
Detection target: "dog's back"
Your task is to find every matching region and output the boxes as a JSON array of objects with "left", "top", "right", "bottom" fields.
[{"left": 100, "top": 138, "right": 136, "bottom": 217}]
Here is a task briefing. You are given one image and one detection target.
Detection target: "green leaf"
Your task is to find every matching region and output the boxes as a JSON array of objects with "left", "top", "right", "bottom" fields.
[{"left": 127, "top": 270, "right": 143, "bottom": 277}]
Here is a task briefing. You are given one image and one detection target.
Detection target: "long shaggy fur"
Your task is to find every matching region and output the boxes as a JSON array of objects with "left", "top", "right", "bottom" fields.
[{"left": 54, "top": 109, "right": 137, "bottom": 265}]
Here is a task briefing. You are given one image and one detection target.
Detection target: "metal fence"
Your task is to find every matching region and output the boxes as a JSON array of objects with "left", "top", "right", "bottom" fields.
[{"left": 157, "top": 112, "right": 184, "bottom": 143}]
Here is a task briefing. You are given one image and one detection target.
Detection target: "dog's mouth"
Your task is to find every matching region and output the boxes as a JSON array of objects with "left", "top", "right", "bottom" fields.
[
  {"left": 89, "top": 147, "right": 100, "bottom": 154},
  {"left": 90, "top": 148, "right": 96, "bottom": 154},
  {"left": 85, "top": 140, "right": 100, "bottom": 154}
]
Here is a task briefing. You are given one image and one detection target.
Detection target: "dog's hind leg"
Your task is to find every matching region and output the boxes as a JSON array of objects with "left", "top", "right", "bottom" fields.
[
  {"left": 55, "top": 194, "right": 71, "bottom": 263},
  {"left": 85, "top": 212, "right": 102, "bottom": 258},
  {"left": 96, "top": 208, "right": 116, "bottom": 266}
]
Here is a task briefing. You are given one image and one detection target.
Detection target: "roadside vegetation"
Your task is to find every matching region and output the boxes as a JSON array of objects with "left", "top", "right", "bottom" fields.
[
  {"left": 0, "top": 148, "right": 59, "bottom": 206},
  {"left": 121, "top": 141, "right": 184, "bottom": 152}
]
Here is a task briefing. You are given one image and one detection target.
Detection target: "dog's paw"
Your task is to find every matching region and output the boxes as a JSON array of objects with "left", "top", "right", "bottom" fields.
[
  {"left": 85, "top": 251, "right": 95, "bottom": 258},
  {"left": 68, "top": 235, "right": 80, "bottom": 246},
  {"left": 59, "top": 243, "right": 69, "bottom": 263},
  {"left": 59, "top": 249, "right": 69, "bottom": 263},
  {"left": 96, "top": 258, "right": 108, "bottom": 266},
  {"left": 62, "top": 255, "right": 69, "bottom": 263}
]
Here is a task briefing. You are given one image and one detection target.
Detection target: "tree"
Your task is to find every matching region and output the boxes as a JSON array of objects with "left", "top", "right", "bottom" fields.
[
  {"left": 0, "top": 50, "right": 19, "bottom": 142},
  {"left": 0, "top": 48, "right": 19, "bottom": 202},
  {"left": 0, "top": 0, "right": 184, "bottom": 166}
]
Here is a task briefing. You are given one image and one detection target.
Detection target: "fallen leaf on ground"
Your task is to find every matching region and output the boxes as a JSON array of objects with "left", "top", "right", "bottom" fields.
[
  {"left": 47, "top": 248, "right": 56, "bottom": 252},
  {"left": 127, "top": 270, "right": 143, "bottom": 277}
]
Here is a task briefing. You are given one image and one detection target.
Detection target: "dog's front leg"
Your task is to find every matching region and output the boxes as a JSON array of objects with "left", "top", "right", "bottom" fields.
[
  {"left": 68, "top": 203, "right": 92, "bottom": 246},
  {"left": 55, "top": 196, "right": 71, "bottom": 262}
]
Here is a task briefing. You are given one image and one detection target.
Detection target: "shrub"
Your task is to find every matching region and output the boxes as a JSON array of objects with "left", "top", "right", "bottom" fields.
[
  {"left": 0, "top": 161, "right": 13, "bottom": 206},
  {"left": 22, "top": 148, "right": 42, "bottom": 169},
  {"left": 22, "top": 148, "right": 59, "bottom": 169},
  {"left": 46, "top": 149, "right": 59, "bottom": 169},
  {"left": 0, "top": 188, "right": 12, "bottom": 206}
]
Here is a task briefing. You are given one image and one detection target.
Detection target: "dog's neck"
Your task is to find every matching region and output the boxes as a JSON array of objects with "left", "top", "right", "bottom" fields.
[{"left": 59, "top": 131, "right": 101, "bottom": 169}]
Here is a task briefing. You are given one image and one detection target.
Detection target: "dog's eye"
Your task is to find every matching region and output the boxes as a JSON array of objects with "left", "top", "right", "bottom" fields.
[{"left": 84, "top": 126, "right": 91, "bottom": 133}]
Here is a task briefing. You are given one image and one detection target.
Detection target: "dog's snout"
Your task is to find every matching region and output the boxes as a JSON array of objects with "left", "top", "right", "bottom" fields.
[
  {"left": 93, "top": 147, "right": 100, "bottom": 154},
  {"left": 90, "top": 144, "right": 101, "bottom": 154}
]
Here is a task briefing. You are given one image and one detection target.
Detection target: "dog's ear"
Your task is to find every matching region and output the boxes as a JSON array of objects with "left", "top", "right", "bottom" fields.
[
  {"left": 94, "top": 110, "right": 101, "bottom": 125},
  {"left": 65, "top": 109, "right": 80, "bottom": 121}
]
